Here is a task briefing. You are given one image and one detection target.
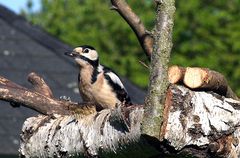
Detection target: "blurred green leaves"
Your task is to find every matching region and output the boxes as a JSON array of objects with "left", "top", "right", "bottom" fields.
[
  {"left": 172, "top": 0, "right": 240, "bottom": 95},
  {"left": 23, "top": 0, "right": 154, "bottom": 89},
  {"left": 24, "top": 0, "right": 240, "bottom": 95}
]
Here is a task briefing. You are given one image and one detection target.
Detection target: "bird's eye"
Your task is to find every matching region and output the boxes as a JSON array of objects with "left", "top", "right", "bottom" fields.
[{"left": 83, "top": 48, "right": 89, "bottom": 53}]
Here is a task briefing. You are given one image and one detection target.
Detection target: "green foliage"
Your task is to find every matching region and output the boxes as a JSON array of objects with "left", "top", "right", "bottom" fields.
[
  {"left": 24, "top": 0, "right": 240, "bottom": 95},
  {"left": 23, "top": 0, "right": 154, "bottom": 89},
  {"left": 172, "top": 0, "right": 240, "bottom": 95}
]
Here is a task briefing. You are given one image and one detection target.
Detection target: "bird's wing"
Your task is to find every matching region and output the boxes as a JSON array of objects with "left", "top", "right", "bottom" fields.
[
  {"left": 103, "top": 67, "right": 131, "bottom": 104},
  {"left": 105, "top": 71, "right": 125, "bottom": 89}
]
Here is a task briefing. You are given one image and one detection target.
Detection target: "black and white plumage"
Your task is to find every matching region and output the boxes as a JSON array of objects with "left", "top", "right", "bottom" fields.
[{"left": 65, "top": 45, "right": 131, "bottom": 110}]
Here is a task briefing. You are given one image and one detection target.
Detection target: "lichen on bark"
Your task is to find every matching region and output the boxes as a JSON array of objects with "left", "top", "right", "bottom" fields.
[{"left": 142, "top": 0, "right": 176, "bottom": 139}]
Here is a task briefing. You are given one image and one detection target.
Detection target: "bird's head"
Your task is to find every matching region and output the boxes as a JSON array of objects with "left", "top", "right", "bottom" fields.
[{"left": 65, "top": 45, "right": 99, "bottom": 67}]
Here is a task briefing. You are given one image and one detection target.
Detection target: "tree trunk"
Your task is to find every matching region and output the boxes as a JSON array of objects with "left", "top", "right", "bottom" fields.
[
  {"left": 142, "top": 0, "right": 175, "bottom": 139},
  {"left": 20, "top": 85, "right": 240, "bottom": 158}
]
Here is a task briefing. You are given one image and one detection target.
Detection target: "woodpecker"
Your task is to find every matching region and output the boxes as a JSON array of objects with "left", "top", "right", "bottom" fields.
[{"left": 65, "top": 45, "right": 131, "bottom": 110}]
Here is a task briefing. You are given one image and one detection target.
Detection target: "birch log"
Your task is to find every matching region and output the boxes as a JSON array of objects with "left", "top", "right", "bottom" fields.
[
  {"left": 183, "top": 67, "right": 239, "bottom": 100},
  {"left": 19, "top": 107, "right": 148, "bottom": 158},
  {"left": 160, "top": 85, "right": 240, "bottom": 158},
  {"left": 19, "top": 85, "right": 240, "bottom": 158}
]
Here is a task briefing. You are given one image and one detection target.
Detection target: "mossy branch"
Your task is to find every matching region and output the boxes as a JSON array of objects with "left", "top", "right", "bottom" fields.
[{"left": 142, "top": 0, "right": 176, "bottom": 139}]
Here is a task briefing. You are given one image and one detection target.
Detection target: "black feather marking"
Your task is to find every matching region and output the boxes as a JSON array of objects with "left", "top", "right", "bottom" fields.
[
  {"left": 79, "top": 55, "right": 99, "bottom": 68},
  {"left": 79, "top": 45, "right": 95, "bottom": 50},
  {"left": 103, "top": 67, "right": 132, "bottom": 104},
  {"left": 78, "top": 73, "right": 81, "bottom": 82},
  {"left": 102, "top": 66, "right": 113, "bottom": 73},
  {"left": 91, "top": 67, "right": 100, "bottom": 84}
]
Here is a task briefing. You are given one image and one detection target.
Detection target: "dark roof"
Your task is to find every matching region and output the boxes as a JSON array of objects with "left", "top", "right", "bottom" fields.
[{"left": 0, "top": 5, "right": 146, "bottom": 155}]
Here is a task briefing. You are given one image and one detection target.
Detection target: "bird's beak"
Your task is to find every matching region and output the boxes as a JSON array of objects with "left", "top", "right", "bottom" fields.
[{"left": 64, "top": 51, "right": 77, "bottom": 57}]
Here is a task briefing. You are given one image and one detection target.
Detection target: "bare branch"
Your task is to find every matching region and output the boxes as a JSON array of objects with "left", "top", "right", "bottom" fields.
[
  {"left": 138, "top": 60, "right": 149, "bottom": 69},
  {"left": 28, "top": 72, "right": 54, "bottom": 98},
  {"left": 0, "top": 74, "right": 96, "bottom": 115},
  {"left": 0, "top": 76, "right": 27, "bottom": 90},
  {"left": 110, "top": 0, "right": 153, "bottom": 59}
]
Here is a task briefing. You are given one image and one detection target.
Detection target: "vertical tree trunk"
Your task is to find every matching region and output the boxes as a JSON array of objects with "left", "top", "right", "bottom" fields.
[{"left": 142, "top": 0, "right": 175, "bottom": 139}]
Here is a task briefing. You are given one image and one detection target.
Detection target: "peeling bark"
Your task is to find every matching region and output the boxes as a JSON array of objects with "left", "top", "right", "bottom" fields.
[
  {"left": 161, "top": 85, "right": 240, "bottom": 158},
  {"left": 20, "top": 107, "right": 146, "bottom": 157},
  {"left": 19, "top": 85, "right": 240, "bottom": 158}
]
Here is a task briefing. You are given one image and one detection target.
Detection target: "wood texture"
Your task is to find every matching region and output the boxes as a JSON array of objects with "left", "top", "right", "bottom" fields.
[
  {"left": 161, "top": 85, "right": 240, "bottom": 158},
  {"left": 0, "top": 73, "right": 96, "bottom": 115},
  {"left": 19, "top": 85, "right": 240, "bottom": 158},
  {"left": 183, "top": 67, "right": 239, "bottom": 100},
  {"left": 168, "top": 65, "right": 185, "bottom": 84},
  {"left": 110, "top": 0, "right": 153, "bottom": 59},
  {"left": 142, "top": 0, "right": 175, "bottom": 139},
  {"left": 28, "top": 72, "right": 54, "bottom": 98},
  {"left": 20, "top": 107, "right": 146, "bottom": 157}
]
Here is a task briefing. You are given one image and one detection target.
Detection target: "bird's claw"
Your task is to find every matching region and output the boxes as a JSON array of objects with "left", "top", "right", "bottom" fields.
[{"left": 59, "top": 96, "right": 71, "bottom": 101}]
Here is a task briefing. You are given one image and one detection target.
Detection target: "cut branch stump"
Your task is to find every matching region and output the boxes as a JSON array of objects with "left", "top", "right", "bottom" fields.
[
  {"left": 16, "top": 84, "right": 240, "bottom": 158},
  {"left": 168, "top": 65, "right": 185, "bottom": 84},
  {"left": 168, "top": 66, "right": 239, "bottom": 101}
]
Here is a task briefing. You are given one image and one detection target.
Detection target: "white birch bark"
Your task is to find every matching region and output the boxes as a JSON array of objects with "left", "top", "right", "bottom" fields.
[
  {"left": 20, "top": 108, "right": 144, "bottom": 157},
  {"left": 19, "top": 85, "right": 240, "bottom": 158}
]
